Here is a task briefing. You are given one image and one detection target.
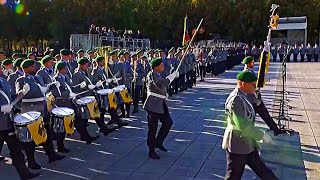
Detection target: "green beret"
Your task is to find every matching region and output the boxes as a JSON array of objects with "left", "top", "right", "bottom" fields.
[
  {"left": 118, "top": 50, "right": 125, "bottom": 57},
  {"left": 168, "top": 47, "right": 175, "bottom": 53},
  {"left": 55, "top": 61, "right": 67, "bottom": 70},
  {"left": 130, "top": 52, "right": 137, "bottom": 57},
  {"left": 109, "top": 50, "right": 118, "bottom": 56},
  {"left": 54, "top": 54, "right": 60, "bottom": 58},
  {"left": 2, "top": 59, "right": 12, "bottom": 66},
  {"left": 12, "top": 53, "right": 18, "bottom": 58},
  {"left": 86, "top": 49, "right": 94, "bottom": 54},
  {"left": 141, "top": 55, "right": 147, "bottom": 59},
  {"left": 94, "top": 56, "right": 104, "bottom": 63},
  {"left": 21, "top": 59, "right": 35, "bottom": 69},
  {"left": 124, "top": 51, "right": 129, "bottom": 55},
  {"left": 77, "top": 57, "right": 89, "bottom": 65},
  {"left": 13, "top": 58, "right": 24, "bottom": 67},
  {"left": 77, "top": 49, "right": 84, "bottom": 54},
  {"left": 41, "top": 55, "right": 52, "bottom": 65},
  {"left": 237, "top": 71, "right": 257, "bottom": 82},
  {"left": 0, "top": 51, "right": 5, "bottom": 54},
  {"left": 148, "top": 49, "right": 154, "bottom": 54},
  {"left": 27, "top": 53, "right": 33, "bottom": 58},
  {"left": 136, "top": 49, "right": 143, "bottom": 54},
  {"left": 60, "top": 49, "right": 70, "bottom": 56},
  {"left": 242, "top": 56, "right": 254, "bottom": 64},
  {"left": 150, "top": 58, "right": 162, "bottom": 69}
]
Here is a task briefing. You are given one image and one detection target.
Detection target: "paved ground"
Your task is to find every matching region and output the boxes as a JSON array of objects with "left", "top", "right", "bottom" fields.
[{"left": 0, "top": 62, "right": 318, "bottom": 179}]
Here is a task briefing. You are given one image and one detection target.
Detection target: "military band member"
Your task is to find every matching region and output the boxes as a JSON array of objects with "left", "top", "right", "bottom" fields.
[
  {"left": 12, "top": 53, "right": 19, "bottom": 61},
  {"left": 1, "top": 59, "right": 14, "bottom": 79},
  {"left": 8, "top": 58, "right": 24, "bottom": 101},
  {"left": 16, "top": 59, "right": 65, "bottom": 169},
  {"left": 77, "top": 49, "right": 85, "bottom": 60},
  {"left": 86, "top": 49, "right": 96, "bottom": 76},
  {"left": 132, "top": 52, "right": 146, "bottom": 114},
  {"left": 306, "top": 43, "right": 313, "bottom": 62},
  {"left": 223, "top": 71, "right": 278, "bottom": 180},
  {"left": 71, "top": 57, "right": 114, "bottom": 136},
  {"left": 270, "top": 45, "right": 277, "bottom": 62},
  {"left": 60, "top": 49, "right": 74, "bottom": 78},
  {"left": 314, "top": 44, "right": 320, "bottom": 62},
  {"left": 293, "top": 44, "right": 299, "bottom": 62},
  {"left": 54, "top": 54, "right": 61, "bottom": 62},
  {"left": 27, "top": 53, "right": 41, "bottom": 72},
  {"left": 300, "top": 44, "right": 306, "bottom": 62},
  {"left": 141, "top": 55, "right": 151, "bottom": 102},
  {"left": 52, "top": 61, "right": 99, "bottom": 144},
  {"left": 143, "top": 58, "right": 178, "bottom": 159},
  {"left": 0, "top": 77, "right": 40, "bottom": 179},
  {"left": 186, "top": 48, "right": 195, "bottom": 88},
  {"left": 36, "top": 55, "right": 54, "bottom": 84}
]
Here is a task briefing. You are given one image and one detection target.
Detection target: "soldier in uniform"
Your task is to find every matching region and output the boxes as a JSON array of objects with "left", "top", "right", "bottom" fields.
[
  {"left": 0, "top": 51, "right": 6, "bottom": 63},
  {"left": 0, "top": 76, "right": 40, "bottom": 179},
  {"left": 131, "top": 52, "right": 146, "bottom": 113},
  {"left": 86, "top": 49, "right": 96, "bottom": 76},
  {"left": 1, "top": 59, "right": 14, "bottom": 79},
  {"left": 77, "top": 49, "right": 85, "bottom": 59},
  {"left": 71, "top": 57, "right": 114, "bottom": 136},
  {"left": 8, "top": 58, "right": 24, "bottom": 101},
  {"left": 223, "top": 71, "right": 278, "bottom": 180},
  {"left": 143, "top": 58, "right": 178, "bottom": 159},
  {"left": 16, "top": 59, "right": 65, "bottom": 169},
  {"left": 60, "top": 49, "right": 75, "bottom": 78},
  {"left": 27, "top": 53, "right": 41, "bottom": 72},
  {"left": 314, "top": 44, "right": 320, "bottom": 62},
  {"left": 242, "top": 56, "right": 287, "bottom": 135},
  {"left": 277, "top": 44, "right": 285, "bottom": 62},
  {"left": 306, "top": 43, "right": 314, "bottom": 62},
  {"left": 108, "top": 50, "right": 130, "bottom": 118},
  {"left": 141, "top": 54, "right": 151, "bottom": 102},
  {"left": 52, "top": 61, "right": 99, "bottom": 144},
  {"left": 300, "top": 44, "right": 306, "bottom": 62},
  {"left": 270, "top": 45, "right": 277, "bottom": 62},
  {"left": 293, "top": 44, "right": 300, "bottom": 62}
]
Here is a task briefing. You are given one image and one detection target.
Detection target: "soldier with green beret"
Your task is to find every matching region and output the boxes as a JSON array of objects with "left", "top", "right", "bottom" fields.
[
  {"left": 77, "top": 49, "right": 85, "bottom": 59},
  {"left": 12, "top": 53, "right": 19, "bottom": 60},
  {"left": 1, "top": 59, "right": 13, "bottom": 79},
  {"left": 223, "top": 71, "right": 277, "bottom": 180},
  {"left": 8, "top": 58, "right": 24, "bottom": 99},
  {"left": 37, "top": 55, "right": 55, "bottom": 85}
]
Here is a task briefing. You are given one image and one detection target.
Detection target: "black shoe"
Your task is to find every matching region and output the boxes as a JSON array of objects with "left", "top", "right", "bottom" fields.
[
  {"left": 0, "top": 156, "right": 5, "bottom": 161},
  {"left": 86, "top": 135, "right": 100, "bottom": 144},
  {"left": 28, "top": 161, "right": 41, "bottom": 170},
  {"left": 58, "top": 147, "right": 70, "bottom": 153},
  {"left": 125, "top": 113, "right": 130, "bottom": 118},
  {"left": 148, "top": 151, "right": 160, "bottom": 160},
  {"left": 156, "top": 145, "right": 168, "bottom": 152},
  {"left": 21, "top": 172, "right": 40, "bottom": 180},
  {"left": 119, "top": 114, "right": 125, "bottom": 118},
  {"left": 48, "top": 154, "right": 66, "bottom": 163}
]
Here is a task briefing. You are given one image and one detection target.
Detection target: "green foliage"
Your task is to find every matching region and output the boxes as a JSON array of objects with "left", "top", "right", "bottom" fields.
[{"left": 0, "top": 0, "right": 319, "bottom": 46}]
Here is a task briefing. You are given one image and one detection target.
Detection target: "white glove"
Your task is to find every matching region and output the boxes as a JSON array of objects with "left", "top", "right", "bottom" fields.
[
  {"left": 1, "top": 104, "right": 13, "bottom": 114},
  {"left": 88, "top": 84, "right": 95, "bottom": 90},
  {"left": 69, "top": 92, "right": 76, "bottom": 99},
  {"left": 263, "top": 132, "right": 274, "bottom": 144},
  {"left": 80, "top": 81, "right": 86, "bottom": 89},
  {"left": 105, "top": 79, "right": 112, "bottom": 83},
  {"left": 263, "top": 41, "right": 270, "bottom": 52},
  {"left": 175, "top": 71, "right": 180, "bottom": 78},
  {"left": 22, "top": 83, "right": 30, "bottom": 95},
  {"left": 113, "top": 78, "right": 118, "bottom": 83},
  {"left": 166, "top": 72, "right": 177, "bottom": 83},
  {"left": 96, "top": 80, "right": 103, "bottom": 87},
  {"left": 135, "top": 72, "right": 138, "bottom": 76},
  {"left": 40, "top": 86, "right": 49, "bottom": 94},
  {"left": 53, "top": 81, "right": 60, "bottom": 88}
]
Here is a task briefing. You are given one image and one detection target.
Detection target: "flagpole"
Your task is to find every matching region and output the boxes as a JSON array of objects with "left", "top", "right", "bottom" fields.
[
  {"left": 176, "top": 18, "right": 203, "bottom": 71},
  {"left": 182, "top": 15, "right": 187, "bottom": 46}
]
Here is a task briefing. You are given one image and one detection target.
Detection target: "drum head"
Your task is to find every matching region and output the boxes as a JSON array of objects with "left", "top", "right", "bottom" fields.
[
  {"left": 116, "top": 85, "right": 126, "bottom": 91},
  {"left": 97, "top": 89, "right": 113, "bottom": 95},
  {"left": 52, "top": 107, "right": 74, "bottom": 116},
  {"left": 14, "top": 111, "right": 41, "bottom": 125},
  {"left": 76, "top": 96, "right": 95, "bottom": 105}
]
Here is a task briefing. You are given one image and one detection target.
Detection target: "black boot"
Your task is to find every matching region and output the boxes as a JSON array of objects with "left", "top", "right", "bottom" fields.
[
  {"left": 48, "top": 154, "right": 66, "bottom": 163},
  {"left": 85, "top": 135, "right": 100, "bottom": 144},
  {"left": 156, "top": 144, "right": 168, "bottom": 152},
  {"left": 58, "top": 146, "right": 70, "bottom": 153},
  {"left": 28, "top": 161, "right": 41, "bottom": 170},
  {"left": 20, "top": 172, "right": 40, "bottom": 180}
]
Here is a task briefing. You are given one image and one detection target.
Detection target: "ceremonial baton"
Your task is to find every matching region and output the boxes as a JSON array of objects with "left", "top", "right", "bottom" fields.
[{"left": 176, "top": 18, "right": 204, "bottom": 71}]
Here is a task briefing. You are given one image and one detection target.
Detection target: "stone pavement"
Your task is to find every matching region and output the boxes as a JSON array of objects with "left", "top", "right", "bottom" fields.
[{"left": 0, "top": 62, "right": 318, "bottom": 180}]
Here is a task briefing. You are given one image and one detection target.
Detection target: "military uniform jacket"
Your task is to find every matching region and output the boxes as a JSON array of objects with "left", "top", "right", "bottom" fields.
[
  {"left": 68, "top": 59, "right": 78, "bottom": 74},
  {"left": 222, "top": 87, "right": 264, "bottom": 154},
  {"left": 0, "top": 77, "right": 14, "bottom": 131},
  {"left": 314, "top": 47, "right": 320, "bottom": 55},
  {"left": 124, "top": 62, "right": 133, "bottom": 90},
  {"left": 161, "top": 57, "right": 171, "bottom": 78},
  {"left": 71, "top": 70, "right": 95, "bottom": 98},
  {"left": 52, "top": 73, "right": 73, "bottom": 107},
  {"left": 300, "top": 47, "right": 307, "bottom": 55},
  {"left": 307, "top": 47, "right": 314, "bottom": 55},
  {"left": 293, "top": 47, "right": 300, "bottom": 55},
  {"left": 62, "top": 59, "right": 74, "bottom": 78},
  {"left": 16, "top": 75, "right": 47, "bottom": 117},
  {"left": 37, "top": 67, "right": 54, "bottom": 85},
  {"left": 134, "top": 62, "right": 146, "bottom": 87},
  {"left": 142, "top": 70, "right": 170, "bottom": 114},
  {"left": 109, "top": 61, "right": 125, "bottom": 88},
  {"left": 7, "top": 70, "right": 23, "bottom": 99},
  {"left": 91, "top": 66, "right": 110, "bottom": 89}
]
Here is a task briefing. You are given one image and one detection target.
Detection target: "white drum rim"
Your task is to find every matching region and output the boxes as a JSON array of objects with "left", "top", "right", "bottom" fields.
[
  {"left": 97, "top": 89, "right": 113, "bottom": 95},
  {"left": 76, "top": 96, "right": 95, "bottom": 105},
  {"left": 52, "top": 107, "right": 74, "bottom": 116},
  {"left": 14, "top": 111, "right": 42, "bottom": 125}
]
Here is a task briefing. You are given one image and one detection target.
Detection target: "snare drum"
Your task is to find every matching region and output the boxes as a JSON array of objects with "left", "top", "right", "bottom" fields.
[
  {"left": 14, "top": 111, "right": 47, "bottom": 145},
  {"left": 76, "top": 96, "right": 100, "bottom": 119},
  {"left": 113, "top": 85, "right": 132, "bottom": 104},
  {"left": 51, "top": 107, "right": 75, "bottom": 134},
  {"left": 97, "top": 89, "right": 116, "bottom": 109}
]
